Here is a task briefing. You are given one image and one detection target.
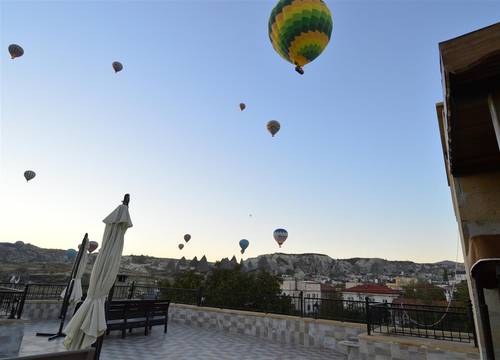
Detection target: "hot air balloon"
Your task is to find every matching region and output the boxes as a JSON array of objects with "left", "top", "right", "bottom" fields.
[
  {"left": 88, "top": 241, "right": 99, "bottom": 253},
  {"left": 239, "top": 239, "right": 249, "bottom": 254},
  {"left": 239, "top": 103, "right": 246, "bottom": 111},
  {"left": 267, "top": 120, "right": 280, "bottom": 137},
  {"left": 268, "top": 0, "right": 333, "bottom": 74},
  {"left": 184, "top": 234, "right": 191, "bottom": 243},
  {"left": 112, "top": 61, "right": 123, "bottom": 73},
  {"left": 8, "top": 44, "right": 24, "bottom": 59},
  {"left": 24, "top": 170, "right": 36, "bottom": 182},
  {"left": 273, "top": 228, "right": 288, "bottom": 247},
  {"left": 66, "top": 249, "right": 78, "bottom": 260},
  {"left": 178, "top": 243, "right": 184, "bottom": 250}
]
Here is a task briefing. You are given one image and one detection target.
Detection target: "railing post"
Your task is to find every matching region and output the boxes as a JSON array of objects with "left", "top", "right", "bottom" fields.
[
  {"left": 17, "top": 284, "right": 29, "bottom": 319},
  {"left": 108, "top": 284, "right": 115, "bottom": 302},
  {"left": 299, "top": 291, "right": 304, "bottom": 317},
  {"left": 365, "top": 297, "right": 371, "bottom": 335},
  {"left": 197, "top": 288, "right": 203, "bottom": 307},
  {"left": 128, "top": 281, "right": 136, "bottom": 299},
  {"left": 8, "top": 295, "right": 17, "bottom": 319},
  {"left": 467, "top": 300, "right": 478, "bottom": 347}
]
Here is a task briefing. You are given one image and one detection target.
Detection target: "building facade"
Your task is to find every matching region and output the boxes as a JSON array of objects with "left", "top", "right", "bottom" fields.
[
  {"left": 341, "top": 284, "right": 400, "bottom": 304},
  {"left": 437, "top": 22, "right": 500, "bottom": 359}
]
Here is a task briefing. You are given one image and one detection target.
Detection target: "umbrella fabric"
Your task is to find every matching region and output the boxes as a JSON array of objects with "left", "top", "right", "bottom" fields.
[
  {"left": 63, "top": 204, "right": 132, "bottom": 350},
  {"left": 60, "top": 241, "right": 90, "bottom": 304}
]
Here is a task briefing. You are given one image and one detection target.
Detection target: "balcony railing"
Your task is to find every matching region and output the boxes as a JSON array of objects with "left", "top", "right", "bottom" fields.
[
  {"left": 367, "top": 301, "right": 477, "bottom": 344},
  {"left": 0, "top": 286, "right": 25, "bottom": 319}
]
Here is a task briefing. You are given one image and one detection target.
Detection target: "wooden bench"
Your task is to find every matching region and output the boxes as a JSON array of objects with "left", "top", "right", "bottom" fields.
[
  {"left": 5, "top": 349, "right": 95, "bottom": 360},
  {"left": 105, "top": 299, "right": 170, "bottom": 338}
]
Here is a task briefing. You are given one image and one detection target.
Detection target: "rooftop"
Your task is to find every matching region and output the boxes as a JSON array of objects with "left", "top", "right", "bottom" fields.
[
  {"left": 342, "top": 284, "right": 400, "bottom": 295},
  {"left": 17, "top": 320, "right": 344, "bottom": 360}
]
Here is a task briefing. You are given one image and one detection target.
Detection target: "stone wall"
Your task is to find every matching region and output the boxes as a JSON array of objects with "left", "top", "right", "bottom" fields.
[
  {"left": 21, "top": 300, "right": 64, "bottom": 320},
  {"left": 169, "top": 303, "right": 365, "bottom": 354},
  {"left": 358, "top": 333, "right": 480, "bottom": 360}
]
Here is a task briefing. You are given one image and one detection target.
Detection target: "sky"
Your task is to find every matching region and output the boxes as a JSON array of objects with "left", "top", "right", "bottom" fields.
[{"left": 1, "top": 0, "right": 499, "bottom": 263}]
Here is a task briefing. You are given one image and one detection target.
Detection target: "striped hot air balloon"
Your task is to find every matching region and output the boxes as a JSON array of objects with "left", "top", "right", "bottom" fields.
[
  {"left": 8, "top": 44, "right": 24, "bottom": 59},
  {"left": 88, "top": 241, "right": 99, "bottom": 253},
  {"left": 112, "top": 61, "right": 123, "bottom": 73},
  {"left": 273, "top": 228, "right": 288, "bottom": 247},
  {"left": 268, "top": 0, "right": 333, "bottom": 74},
  {"left": 267, "top": 120, "right": 280, "bottom": 137},
  {"left": 24, "top": 170, "right": 36, "bottom": 182}
]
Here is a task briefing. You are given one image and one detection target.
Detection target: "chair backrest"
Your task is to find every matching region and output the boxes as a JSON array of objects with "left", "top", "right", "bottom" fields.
[
  {"left": 150, "top": 300, "right": 170, "bottom": 315},
  {"left": 6, "top": 348, "right": 95, "bottom": 360},
  {"left": 126, "top": 302, "right": 147, "bottom": 317},
  {"left": 106, "top": 299, "right": 170, "bottom": 319},
  {"left": 105, "top": 301, "right": 127, "bottom": 320}
]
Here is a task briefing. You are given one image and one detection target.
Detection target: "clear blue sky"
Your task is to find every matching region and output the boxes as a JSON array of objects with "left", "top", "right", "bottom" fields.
[{"left": 1, "top": 0, "right": 498, "bottom": 263}]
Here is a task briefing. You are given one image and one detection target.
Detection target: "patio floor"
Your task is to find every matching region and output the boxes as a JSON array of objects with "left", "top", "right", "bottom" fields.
[{"left": 18, "top": 321, "right": 346, "bottom": 360}]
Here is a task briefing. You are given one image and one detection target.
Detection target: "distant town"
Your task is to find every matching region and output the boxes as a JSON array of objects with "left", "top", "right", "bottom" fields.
[{"left": 1, "top": 241, "right": 468, "bottom": 307}]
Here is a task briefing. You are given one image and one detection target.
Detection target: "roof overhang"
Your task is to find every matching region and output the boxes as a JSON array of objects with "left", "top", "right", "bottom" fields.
[{"left": 439, "top": 22, "right": 500, "bottom": 176}]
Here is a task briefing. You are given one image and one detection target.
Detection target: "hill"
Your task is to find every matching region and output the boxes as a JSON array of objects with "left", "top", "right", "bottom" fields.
[{"left": 0, "top": 242, "right": 463, "bottom": 284}]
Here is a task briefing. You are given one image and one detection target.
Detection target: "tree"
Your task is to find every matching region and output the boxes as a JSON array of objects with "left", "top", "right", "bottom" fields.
[
  {"left": 442, "top": 268, "right": 449, "bottom": 283},
  {"left": 159, "top": 271, "right": 203, "bottom": 304},
  {"left": 173, "top": 270, "right": 203, "bottom": 289},
  {"left": 201, "top": 266, "right": 289, "bottom": 311},
  {"left": 454, "top": 281, "right": 470, "bottom": 305},
  {"left": 402, "top": 281, "right": 446, "bottom": 304},
  {"left": 159, "top": 266, "right": 288, "bottom": 311}
]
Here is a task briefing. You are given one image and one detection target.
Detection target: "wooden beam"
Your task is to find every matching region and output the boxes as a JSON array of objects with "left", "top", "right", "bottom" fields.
[{"left": 488, "top": 92, "right": 500, "bottom": 151}]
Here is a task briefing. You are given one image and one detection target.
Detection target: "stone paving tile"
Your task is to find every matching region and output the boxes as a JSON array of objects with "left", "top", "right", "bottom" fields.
[{"left": 18, "top": 321, "right": 346, "bottom": 360}]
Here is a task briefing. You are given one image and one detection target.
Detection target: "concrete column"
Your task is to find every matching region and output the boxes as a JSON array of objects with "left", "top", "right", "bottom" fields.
[{"left": 448, "top": 171, "right": 500, "bottom": 359}]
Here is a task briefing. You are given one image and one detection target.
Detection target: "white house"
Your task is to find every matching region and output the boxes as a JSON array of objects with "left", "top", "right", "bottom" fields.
[
  {"left": 281, "top": 279, "right": 322, "bottom": 314},
  {"left": 281, "top": 278, "right": 321, "bottom": 298},
  {"left": 341, "top": 284, "right": 401, "bottom": 304}
]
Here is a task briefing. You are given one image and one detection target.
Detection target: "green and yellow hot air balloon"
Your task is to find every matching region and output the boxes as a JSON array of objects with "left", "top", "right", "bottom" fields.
[{"left": 268, "top": 0, "right": 333, "bottom": 75}]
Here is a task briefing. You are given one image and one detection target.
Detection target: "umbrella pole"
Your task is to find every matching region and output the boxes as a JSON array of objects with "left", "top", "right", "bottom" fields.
[
  {"left": 36, "top": 233, "right": 89, "bottom": 340},
  {"left": 93, "top": 194, "right": 130, "bottom": 360}
]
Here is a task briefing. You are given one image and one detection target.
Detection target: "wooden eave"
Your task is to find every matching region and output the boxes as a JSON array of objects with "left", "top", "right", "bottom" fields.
[{"left": 439, "top": 22, "right": 500, "bottom": 176}]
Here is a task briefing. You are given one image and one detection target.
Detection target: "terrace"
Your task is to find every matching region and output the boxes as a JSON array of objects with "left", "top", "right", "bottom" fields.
[
  {"left": 17, "top": 320, "right": 344, "bottom": 360},
  {"left": 0, "top": 283, "right": 480, "bottom": 360}
]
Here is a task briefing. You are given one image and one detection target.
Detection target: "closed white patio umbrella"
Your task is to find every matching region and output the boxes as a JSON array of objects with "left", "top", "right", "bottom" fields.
[
  {"left": 60, "top": 241, "right": 89, "bottom": 304},
  {"left": 63, "top": 195, "right": 132, "bottom": 350}
]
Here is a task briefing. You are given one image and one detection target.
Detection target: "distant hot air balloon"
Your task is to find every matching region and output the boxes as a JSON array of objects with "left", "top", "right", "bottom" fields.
[
  {"left": 24, "top": 170, "right": 36, "bottom": 182},
  {"left": 8, "top": 44, "right": 24, "bottom": 59},
  {"left": 184, "top": 234, "right": 191, "bottom": 243},
  {"left": 239, "top": 239, "right": 249, "bottom": 254},
  {"left": 88, "top": 241, "right": 99, "bottom": 253},
  {"left": 267, "top": 120, "right": 280, "bottom": 137},
  {"left": 268, "top": 0, "right": 333, "bottom": 74},
  {"left": 178, "top": 243, "right": 184, "bottom": 250},
  {"left": 273, "top": 228, "right": 288, "bottom": 247},
  {"left": 66, "top": 249, "right": 78, "bottom": 260},
  {"left": 112, "top": 61, "right": 123, "bottom": 73},
  {"left": 239, "top": 103, "right": 246, "bottom": 111}
]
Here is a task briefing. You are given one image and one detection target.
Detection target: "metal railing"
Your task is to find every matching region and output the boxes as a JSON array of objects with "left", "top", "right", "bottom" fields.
[
  {"left": 367, "top": 301, "right": 477, "bottom": 344},
  {"left": 0, "top": 282, "right": 66, "bottom": 300},
  {"left": 0, "top": 286, "right": 25, "bottom": 319}
]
